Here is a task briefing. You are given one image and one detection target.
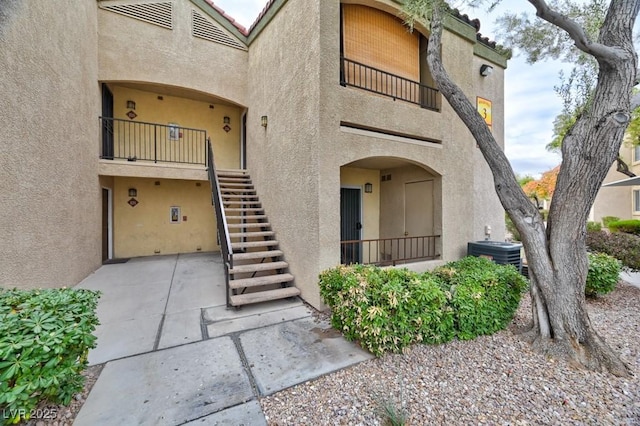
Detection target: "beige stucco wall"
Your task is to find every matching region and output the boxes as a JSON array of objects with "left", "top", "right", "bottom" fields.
[
  {"left": 108, "top": 85, "right": 241, "bottom": 169},
  {"left": 113, "top": 177, "right": 217, "bottom": 257},
  {"left": 98, "top": 0, "right": 248, "bottom": 106},
  {"left": 471, "top": 54, "right": 506, "bottom": 243},
  {"left": 379, "top": 164, "right": 440, "bottom": 240},
  {"left": 247, "top": 0, "right": 324, "bottom": 307},
  {"left": 0, "top": 1, "right": 101, "bottom": 289},
  {"left": 247, "top": 0, "right": 506, "bottom": 309}
]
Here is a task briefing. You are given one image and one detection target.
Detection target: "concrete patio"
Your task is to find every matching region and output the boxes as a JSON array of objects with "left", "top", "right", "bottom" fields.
[{"left": 73, "top": 253, "right": 372, "bottom": 425}]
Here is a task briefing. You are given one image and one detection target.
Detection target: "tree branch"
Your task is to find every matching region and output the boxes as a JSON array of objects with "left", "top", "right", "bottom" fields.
[{"left": 527, "top": 0, "right": 626, "bottom": 63}]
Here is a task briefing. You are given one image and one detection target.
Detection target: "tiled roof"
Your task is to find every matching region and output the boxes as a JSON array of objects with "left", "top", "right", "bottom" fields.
[
  {"left": 202, "top": 0, "right": 249, "bottom": 36},
  {"left": 450, "top": 8, "right": 498, "bottom": 49},
  {"left": 248, "top": 0, "right": 276, "bottom": 33},
  {"left": 205, "top": 1, "right": 501, "bottom": 51}
]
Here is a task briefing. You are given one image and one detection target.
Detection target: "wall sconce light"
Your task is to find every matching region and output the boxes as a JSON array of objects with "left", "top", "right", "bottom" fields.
[
  {"left": 261, "top": 115, "right": 268, "bottom": 128},
  {"left": 223, "top": 116, "right": 230, "bottom": 124},
  {"left": 128, "top": 188, "right": 137, "bottom": 197},
  {"left": 480, "top": 64, "right": 494, "bottom": 77},
  {"left": 364, "top": 182, "right": 373, "bottom": 193},
  {"left": 126, "top": 100, "right": 136, "bottom": 110}
]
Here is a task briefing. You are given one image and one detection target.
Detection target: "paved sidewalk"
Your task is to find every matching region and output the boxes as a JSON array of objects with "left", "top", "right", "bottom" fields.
[
  {"left": 620, "top": 271, "right": 640, "bottom": 289},
  {"left": 73, "top": 253, "right": 371, "bottom": 425}
]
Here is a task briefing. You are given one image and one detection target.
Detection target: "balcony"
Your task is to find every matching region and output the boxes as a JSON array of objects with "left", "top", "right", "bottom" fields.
[
  {"left": 340, "top": 57, "right": 440, "bottom": 111},
  {"left": 340, "top": 235, "right": 441, "bottom": 266},
  {"left": 100, "top": 117, "right": 208, "bottom": 166}
]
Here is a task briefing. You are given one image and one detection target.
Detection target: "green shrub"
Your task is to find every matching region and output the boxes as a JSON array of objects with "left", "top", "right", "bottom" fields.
[
  {"left": 505, "top": 213, "right": 521, "bottom": 242},
  {"left": 586, "top": 252, "right": 621, "bottom": 297},
  {"left": 587, "top": 229, "right": 640, "bottom": 271},
  {"left": 319, "top": 257, "right": 527, "bottom": 355},
  {"left": 587, "top": 221, "right": 602, "bottom": 232},
  {"left": 0, "top": 288, "right": 100, "bottom": 425},
  {"left": 434, "top": 257, "right": 528, "bottom": 340},
  {"left": 608, "top": 219, "right": 640, "bottom": 235},
  {"left": 601, "top": 216, "right": 620, "bottom": 228},
  {"left": 319, "top": 265, "right": 454, "bottom": 356}
]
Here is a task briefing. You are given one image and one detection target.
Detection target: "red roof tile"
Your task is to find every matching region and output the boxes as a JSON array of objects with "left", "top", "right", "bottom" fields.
[{"left": 202, "top": 0, "right": 249, "bottom": 36}]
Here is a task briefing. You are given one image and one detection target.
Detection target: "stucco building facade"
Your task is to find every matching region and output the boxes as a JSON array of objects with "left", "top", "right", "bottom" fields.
[{"left": 0, "top": 0, "right": 508, "bottom": 309}]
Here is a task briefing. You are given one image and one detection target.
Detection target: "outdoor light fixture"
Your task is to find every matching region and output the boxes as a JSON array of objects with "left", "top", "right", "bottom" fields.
[
  {"left": 126, "top": 100, "right": 136, "bottom": 110},
  {"left": 261, "top": 115, "right": 268, "bottom": 128},
  {"left": 364, "top": 182, "right": 373, "bottom": 193},
  {"left": 480, "top": 64, "right": 493, "bottom": 77},
  {"left": 223, "top": 116, "right": 230, "bottom": 124},
  {"left": 128, "top": 188, "right": 137, "bottom": 197}
]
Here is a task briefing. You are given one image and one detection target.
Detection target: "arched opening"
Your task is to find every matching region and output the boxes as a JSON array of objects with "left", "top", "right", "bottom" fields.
[{"left": 340, "top": 157, "right": 442, "bottom": 266}]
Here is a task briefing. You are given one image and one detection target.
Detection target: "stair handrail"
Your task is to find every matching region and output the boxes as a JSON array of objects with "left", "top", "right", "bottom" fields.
[{"left": 207, "top": 139, "right": 233, "bottom": 306}]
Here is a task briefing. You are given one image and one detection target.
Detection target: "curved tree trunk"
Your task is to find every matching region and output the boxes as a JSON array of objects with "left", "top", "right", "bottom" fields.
[{"left": 421, "top": 0, "right": 639, "bottom": 376}]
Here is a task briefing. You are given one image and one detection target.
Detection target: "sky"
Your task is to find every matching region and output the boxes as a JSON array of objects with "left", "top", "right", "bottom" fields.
[{"left": 214, "top": 0, "right": 566, "bottom": 178}]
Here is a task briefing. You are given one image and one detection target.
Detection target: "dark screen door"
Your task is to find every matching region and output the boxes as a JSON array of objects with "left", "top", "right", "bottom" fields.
[
  {"left": 340, "top": 187, "right": 362, "bottom": 264},
  {"left": 101, "top": 83, "right": 114, "bottom": 159}
]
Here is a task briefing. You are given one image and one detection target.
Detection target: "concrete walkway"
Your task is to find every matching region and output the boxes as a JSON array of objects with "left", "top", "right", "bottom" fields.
[{"left": 73, "top": 253, "right": 372, "bottom": 425}]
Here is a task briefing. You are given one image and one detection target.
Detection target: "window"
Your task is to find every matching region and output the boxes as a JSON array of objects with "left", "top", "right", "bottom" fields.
[
  {"left": 634, "top": 189, "right": 640, "bottom": 212},
  {"left": 634, "top": 145, "right": 640, "bottom": 163}
]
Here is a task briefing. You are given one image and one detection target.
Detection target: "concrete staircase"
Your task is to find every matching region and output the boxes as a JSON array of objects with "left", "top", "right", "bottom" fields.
[{"left": 217, "top": 169, "right": 300, "bottom": 307}]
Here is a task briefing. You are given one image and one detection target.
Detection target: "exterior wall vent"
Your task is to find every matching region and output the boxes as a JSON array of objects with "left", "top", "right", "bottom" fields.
[
  {"left": 100, "top": 2, "right": 173, "bottom": 30},
  {"left": 191, "top": 10, "right": 247, "bottom": 51}
]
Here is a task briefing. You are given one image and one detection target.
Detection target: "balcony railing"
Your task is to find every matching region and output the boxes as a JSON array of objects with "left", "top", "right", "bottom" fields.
[
  {"left": 340, "top": 235, "right": 441, "bottom": 266},
  {"left": 340, "top": 57, "right": 440, "bottom": 111},
  {"left": 100, "top": 117, "right": 208, "bottom": 165}
]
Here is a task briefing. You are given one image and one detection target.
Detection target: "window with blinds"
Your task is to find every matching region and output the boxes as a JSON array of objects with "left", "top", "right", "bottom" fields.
[
  {"left": 340, "top": 4, "right": 440, "bottom": 109},
  {"left": 342, "top": 4, "right": 419, "bottom": 81}
]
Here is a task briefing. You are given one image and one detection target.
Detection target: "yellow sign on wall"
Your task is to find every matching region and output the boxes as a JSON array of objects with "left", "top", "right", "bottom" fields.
[{"left": 477, "top": 97, "right": 492, "bottom": 130}]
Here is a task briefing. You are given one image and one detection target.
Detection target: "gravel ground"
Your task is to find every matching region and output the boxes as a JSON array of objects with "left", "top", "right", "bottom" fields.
[{"left": 260, "top": 282, "right": 640, "bottom": 425}]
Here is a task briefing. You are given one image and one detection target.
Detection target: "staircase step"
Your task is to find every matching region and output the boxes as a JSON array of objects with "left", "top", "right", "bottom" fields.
[
  {"left": 229, "top": 231, "right": 275, "bottom": 238},
  {"left": 225, "top": 207, "right": 265, "bottom": 213},
  {"left": 223, "top": 201, "right": 262, "bottom": 206},
  {"left": 216, "top": 170, "right": 251, "bottom": 179},
  {"left": 229, "top": 273, "right": 294, "bottom": 289},
  {"left": 230, "top": 287, "right": 300, "bottom": 307},
  {"left": 218, "top": 179, "right": 253, "bottom": 188},
  {"left": 222, "top": 194, "right": 259, "bottom": 200},
  {"left": 226, "top": 215, "right": 268, "bottom": 221},
  {"left": 231, "top": 240, "right": 279, "bottom": 249},
  {"left": 227, "top": 222, "right": 271, "bottom": 229},
  {"left": 233, "top": 250, "right": 283, "bottom": 260},
  {"left": 218, "top": 175, "right": 251, "bottom": 180},
  {"left": 219, "top": 188, "right": 256, "bottom": 193},
  {"left": 229, "top": 261, "right": 289, "bottom": 274}
]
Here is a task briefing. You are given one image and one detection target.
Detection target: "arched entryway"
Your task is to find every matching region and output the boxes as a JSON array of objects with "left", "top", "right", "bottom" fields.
[{"left": 340, "top": 157, "right": 442, "bottom": 266}]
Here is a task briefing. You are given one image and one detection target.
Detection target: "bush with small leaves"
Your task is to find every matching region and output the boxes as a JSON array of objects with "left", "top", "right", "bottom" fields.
[
  {"left": 319, "top": 265, "right": 454, "bottom": 356},
  {"left": 601, "top": 216, "right": 620, "bottom": 228},
  {"left": 587, "top": 221, "right": 602, "bottom": 232},
  {"left": 608, "top": 219, "right": 640, "bottom": 235},
  {"left": 433, "top": 257, "right": 528, "bottom": 340},
  {"left": 586, "top": 252, "right": 621, "bottom": 297},
  {"left": 0, "top": 288, "right": 100, "bottom": 425},
  {"left": 586, "top": 230, "right": 640, "bottom": 271},
  {"left": 319, "top": 257, "right": 527, "bottom": 355}
]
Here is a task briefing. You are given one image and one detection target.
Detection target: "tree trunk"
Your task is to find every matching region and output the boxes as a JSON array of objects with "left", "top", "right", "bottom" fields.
[{"left": 422, "top": 0, "right": 639, "bottom": 376}]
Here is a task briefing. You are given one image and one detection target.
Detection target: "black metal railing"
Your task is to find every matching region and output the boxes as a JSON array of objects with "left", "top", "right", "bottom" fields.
[
  {"left": 340, "top": 235, "right": 441, "bottom": 266},
  {"left": 100, "top": 117, "right": 208, "bottom": 165},
  {"left": 207, "top": 139, "right": 234, "bottom": 307},
  {"left": 340, "top": 57, "right": 440, "bottom": 111}
]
